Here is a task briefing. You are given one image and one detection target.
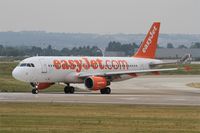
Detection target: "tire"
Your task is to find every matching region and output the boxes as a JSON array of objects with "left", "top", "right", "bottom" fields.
[
  {"left": 64, "top": 86, "right": 75, "bottom": 94},
  {"left": 100, "top": 87, "right": 111, "bottom": 94},
  {"left": 69, "top": 87, "right": 75, "bottom": 94},
  {"left": 100, "top": 89, "right": 106, "bottom": 94},
  {"left": 32, "top": 89, "right": 38, "bottom": 94},
  {"left": 105, "top": 87, "right": 111, "bottom": 94},
  {"left": 64, "top": 86, "right": 70, "bottom": 94}
]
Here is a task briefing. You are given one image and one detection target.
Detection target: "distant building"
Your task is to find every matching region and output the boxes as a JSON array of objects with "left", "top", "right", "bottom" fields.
[{"left": 156, "top": 48, "right": 200, "bottom": 60}]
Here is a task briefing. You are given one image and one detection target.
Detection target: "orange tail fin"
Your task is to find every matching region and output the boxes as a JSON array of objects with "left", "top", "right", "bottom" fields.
[{"left": 134, "top": 22, "right": 160, "bottom": 59}]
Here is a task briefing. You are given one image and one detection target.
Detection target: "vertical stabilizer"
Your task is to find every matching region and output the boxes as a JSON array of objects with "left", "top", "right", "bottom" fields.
[{"left": 134, "top": 22, "right": 160, "bottom": 59}]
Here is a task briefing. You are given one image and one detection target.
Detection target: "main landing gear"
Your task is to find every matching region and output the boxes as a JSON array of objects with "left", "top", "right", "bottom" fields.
[
  {"left": 100, "top": 87, "right": 111, "bottom": 94},
  {"left": 64, "top": 84, "right": 75, "bottom": 94}
]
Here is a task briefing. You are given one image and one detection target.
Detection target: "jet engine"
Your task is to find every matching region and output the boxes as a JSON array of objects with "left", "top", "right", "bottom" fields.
[{"left": 84, "top": 76, "right": 108, "bottom": 90}]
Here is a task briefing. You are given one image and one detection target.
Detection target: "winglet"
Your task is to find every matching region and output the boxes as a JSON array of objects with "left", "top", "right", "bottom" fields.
[{"left": 134, "top": 22, "right": 160, "bottom": 59}]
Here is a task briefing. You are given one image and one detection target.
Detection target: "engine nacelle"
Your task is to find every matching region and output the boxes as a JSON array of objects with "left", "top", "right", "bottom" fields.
[
  {"left": 35, "top": 83, "right": 54, "bottom": 90},
  {"left": 84, "top": 76, "right": 108, "bottom": 90}
]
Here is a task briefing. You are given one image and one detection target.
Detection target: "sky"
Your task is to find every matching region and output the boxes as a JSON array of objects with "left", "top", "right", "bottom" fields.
[{"left": 0, "top": 0, "right": 199, "bottom": 34}]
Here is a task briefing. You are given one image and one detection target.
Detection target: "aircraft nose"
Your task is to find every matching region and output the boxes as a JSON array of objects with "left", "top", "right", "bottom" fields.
[{"left": 12, "top": 68, "right": 21, "bottom": 81}]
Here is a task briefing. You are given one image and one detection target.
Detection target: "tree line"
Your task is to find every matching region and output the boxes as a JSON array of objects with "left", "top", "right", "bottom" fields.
[
  {"left": 0, "top": 45, "right": 103, "bottom": 57},
  {"left": 0, "top": 42, "right": 200, "bottom": 57},
  {"left": 0, "top": 42, "right": 139, "bottom": 57}
]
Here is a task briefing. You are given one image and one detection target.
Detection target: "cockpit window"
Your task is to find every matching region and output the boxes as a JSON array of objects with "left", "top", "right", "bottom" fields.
[
  {"left": 27, "top": 64, "right": 31, "bottom": 67},
  {"left": 20, "top": 63, "right": 27, "bottom": 67},
  {"left": 31, "top": 63, "right": 35, "bottom": 67},
  {"left": 19, "top": 63, "right": 35, "bottom": 67}
]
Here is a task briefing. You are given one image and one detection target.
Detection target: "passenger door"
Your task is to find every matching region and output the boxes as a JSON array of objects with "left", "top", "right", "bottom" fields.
[{"left": 39, "top": 59, "right": 47, "bottom": 73}]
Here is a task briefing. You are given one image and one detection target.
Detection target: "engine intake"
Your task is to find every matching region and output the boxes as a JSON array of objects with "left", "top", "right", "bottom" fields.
[{"left": 84, "top": 76, "right": 108, "bottom": 90}]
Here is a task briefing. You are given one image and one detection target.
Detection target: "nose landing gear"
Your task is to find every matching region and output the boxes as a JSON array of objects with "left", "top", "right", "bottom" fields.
[
  {"left": 30, "top": 83, "right": 38, "bottom": 94},
  {"left": 32, "top": 88, "right": 38, "bottom": 94}
]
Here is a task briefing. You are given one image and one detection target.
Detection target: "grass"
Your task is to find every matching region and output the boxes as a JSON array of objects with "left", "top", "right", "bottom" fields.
[
  {"left": 0, "top": 102, "right": 200, "bottom": 133},
  {"left": 160, "top": 64, "right": 200, "bottom": 75},
  {"left": 0, "top": 62, "right": 200, "bottom": 92},
  {"left": 187, "top": 83, "right": 200, "bottom": 88}
]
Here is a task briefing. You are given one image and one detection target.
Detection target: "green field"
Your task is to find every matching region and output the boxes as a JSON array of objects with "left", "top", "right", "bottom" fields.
[
  {"left": 0, "top": 102, "right": 200, "bottom": 133},
  {"left": 159, "top": 64, "right": 200, "bottom": 75},
  {"left": 0, "top": 62, "right": 200, "bottom": 92}
]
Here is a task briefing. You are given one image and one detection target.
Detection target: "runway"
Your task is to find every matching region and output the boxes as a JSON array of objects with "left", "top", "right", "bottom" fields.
[{"left": 1, "top": 75, "right": 200, "bottom": 105}]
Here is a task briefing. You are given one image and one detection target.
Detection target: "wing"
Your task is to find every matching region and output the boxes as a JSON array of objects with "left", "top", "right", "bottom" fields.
[{"left": 78, "top": 68, "right": 177, "bottom": 78}]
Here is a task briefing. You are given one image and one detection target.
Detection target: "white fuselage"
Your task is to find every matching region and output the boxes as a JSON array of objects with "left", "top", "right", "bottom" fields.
[{"left": 12, "top": 56, "right": 162, "bottom": 83}]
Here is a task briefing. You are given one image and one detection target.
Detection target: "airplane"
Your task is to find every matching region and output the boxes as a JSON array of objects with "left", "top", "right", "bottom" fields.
[{"left": 12, "top": 22, "right": 179, "bottom": 94}]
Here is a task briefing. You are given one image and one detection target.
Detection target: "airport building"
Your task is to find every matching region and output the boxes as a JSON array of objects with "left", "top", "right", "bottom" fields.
[{"left": 155, "top": 48, "right": 200, "bottom": 60}]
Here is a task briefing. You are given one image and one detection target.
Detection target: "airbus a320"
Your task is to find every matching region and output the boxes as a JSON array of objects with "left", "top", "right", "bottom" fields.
[{"left": 12, "top": 22, "right": 179, "bottom": 94}]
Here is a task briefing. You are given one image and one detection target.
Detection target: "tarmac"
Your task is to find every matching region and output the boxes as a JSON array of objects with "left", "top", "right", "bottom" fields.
[{"left": 0, "top": 75, "right": 200, "bottom": 106}]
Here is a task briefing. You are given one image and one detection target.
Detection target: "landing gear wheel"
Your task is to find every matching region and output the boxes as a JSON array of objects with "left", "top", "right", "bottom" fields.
[
  {"left": 32, "top": 88, "right": 38, "bottom": 94},
  {"left": 100, "top": 89, "right": 105, "bottom": 94},
  {"left": 69, "top": 87, "right": 75, "bottom": 94},
  {"left": 100, "top": 87, "right": 111, "bottom": 94},
  {"left": 64, "top": 86, "right": 70, "bottom": 93},
  {"left": 64, "top": 86, "right": 75, "bottom": 94},
  {"left": 105, "top": 87, "right": 111, "bottom": 94}
]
